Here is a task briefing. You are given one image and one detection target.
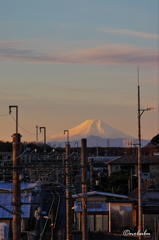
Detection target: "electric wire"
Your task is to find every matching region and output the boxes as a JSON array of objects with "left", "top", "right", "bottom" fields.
[
  {"left": 11, "top": 148, "right": 29, "bottom": 160},
  {"left": 10, "top": 114, "right": 36, "bottom": 135},
  {"left": 39, "top": 192, "right": 55, "bottom": 240},
  {"left": 9, "top": 113, "right": 55, "bottom": 143}
]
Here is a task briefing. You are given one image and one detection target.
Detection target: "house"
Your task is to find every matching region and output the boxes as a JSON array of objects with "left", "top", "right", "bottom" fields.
[
  {"left": 72, "top": 191, "right": 136, "bottom": 233},
  {"left": 129, "top": 182, "right": 159, "bottom": 236},
  {"left": 107, "top": 155, "right": 159, "bottom": 185},
  {"left": 0, "top": 192, "right": 32, "bottom": 238},
  {"left": 0, "top": 182, "right": 41, "bottom": 238}
]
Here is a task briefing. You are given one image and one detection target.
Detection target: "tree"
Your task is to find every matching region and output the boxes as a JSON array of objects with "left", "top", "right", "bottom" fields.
[{"left": 96, "top": 166, "right": 137, "bottom": 195}]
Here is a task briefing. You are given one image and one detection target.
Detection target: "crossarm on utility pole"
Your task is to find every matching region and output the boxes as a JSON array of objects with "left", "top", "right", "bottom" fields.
[{"left": 0, "top": 204, "right": 21, "bottom": 215}]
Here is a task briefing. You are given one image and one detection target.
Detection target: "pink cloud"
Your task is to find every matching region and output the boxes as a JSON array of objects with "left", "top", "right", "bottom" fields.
[
  {"left": 0, "top": 43, "right": 157, "bottom": 67},
  {"left": 99, "top": 28, "right": 158, "bottom": 39}
]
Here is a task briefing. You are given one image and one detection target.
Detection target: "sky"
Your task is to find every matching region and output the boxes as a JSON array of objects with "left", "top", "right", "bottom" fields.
[{"left": 0, "top": 0, "right": 158, "bottom": 143}]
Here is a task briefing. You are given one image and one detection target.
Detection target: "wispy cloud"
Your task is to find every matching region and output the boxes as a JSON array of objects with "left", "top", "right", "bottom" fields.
[
  {"left": 0, "top": 41, "right": 157, "bottom": 67},
  {"left": 99, "top": 28, "right": 158, "bottom": 39},
  {"left": 61, "top": 85, "right": 112, "bottom": 94}
]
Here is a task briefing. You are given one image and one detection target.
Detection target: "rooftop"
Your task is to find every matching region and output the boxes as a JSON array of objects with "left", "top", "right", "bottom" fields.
[
  {"left": 72, "top": 191, "right": 128, "bottom": 199},
  {"left": 107, "top": 155, "right": 159, "bottom": 165},
  {"left": 0, "top": 182, "right": 41, "bottom": 192},
  {"left": 0, "top": 193, "right": 32, "bottom": 218},
  {"left": 129, "top": 182, "right": 159, "bottom": 199}
]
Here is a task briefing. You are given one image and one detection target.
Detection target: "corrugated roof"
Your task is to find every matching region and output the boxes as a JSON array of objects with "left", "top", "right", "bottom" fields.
[
  {"left": 72, "top": 191, "right": 128, "bottom": 199},
  {"left": 0, "top": 193, "right": 31, "bottom": 218},
  {"left": 107, "top": 155, "right": 159, "bottom": 165},
  {"left": 0, "top": 183, "right": 41, "bottom": 192}
]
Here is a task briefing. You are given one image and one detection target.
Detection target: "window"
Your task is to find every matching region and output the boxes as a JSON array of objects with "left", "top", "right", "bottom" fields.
[
  {"left": 95, "top": 215, "right": 108, "bottom": 231},
  {"left": 88, "top": 215, "right": 94, "bottom": 231},
  {"left": 115, "top": 165, "right": 120, "bottom": 170}
]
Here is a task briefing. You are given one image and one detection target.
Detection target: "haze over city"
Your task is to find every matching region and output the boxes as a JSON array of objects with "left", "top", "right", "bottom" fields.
[{"left": 0, "top": 0, "right": 158, "bottom": 143}]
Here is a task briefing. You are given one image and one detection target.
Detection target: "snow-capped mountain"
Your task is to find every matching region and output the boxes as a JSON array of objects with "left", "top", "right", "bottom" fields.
[
  {"left": 48, "top": 119, "right": 143, "bottom": 147},
  {"left": 49, "top": 119, "right": 134, "bottom": 141}
]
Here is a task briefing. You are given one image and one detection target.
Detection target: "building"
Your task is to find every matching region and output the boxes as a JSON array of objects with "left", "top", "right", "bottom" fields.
[
  {"left": 0, "top": 192, "right": 32, "bottom": 238},
  {"left": 129, "top": 182, "right": 159, "bottom": 237},
  {"left": 107, "top": 155, "right": 159, "bottom": 185},
  {"left": 0, "top": 182, "right": 41, "bottom": 239},
  {"left": 72, "top": 191, "right": 136, "bottom": 233}
]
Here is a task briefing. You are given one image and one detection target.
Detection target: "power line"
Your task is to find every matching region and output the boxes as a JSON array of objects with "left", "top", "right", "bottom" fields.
[{"left": 10, "top": 114, "right": 36, "bottom": 136}]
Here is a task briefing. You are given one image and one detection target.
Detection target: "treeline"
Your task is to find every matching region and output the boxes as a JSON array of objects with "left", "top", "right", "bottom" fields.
[
  {"left": 0, "top": 141, "right": 12, "bottom": 152},
  {"left": 0, "top": 140, "right": 155, "bottom": 155},
  {"left": 0, "top": 141, "right": 53, "bottom": 153}
]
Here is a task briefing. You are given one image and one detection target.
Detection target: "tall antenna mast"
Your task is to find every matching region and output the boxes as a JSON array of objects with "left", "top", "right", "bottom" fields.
[
  {"left": 137, "top": 67, "right": 155, "bottom": 237},
  {"left": 137, "top": 67, "right": 142, "bottom": 237}
]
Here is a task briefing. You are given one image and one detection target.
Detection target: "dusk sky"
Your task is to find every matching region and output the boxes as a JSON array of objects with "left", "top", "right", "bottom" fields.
[{"left": 0, "top": 0, "right": 158, "bottom": 143}]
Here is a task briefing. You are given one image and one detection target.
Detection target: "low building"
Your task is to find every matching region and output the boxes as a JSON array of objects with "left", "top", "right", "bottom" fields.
[
  {"left": 107, "top": 155, "right": 159, "bottom": 185},
  {"left": 0, "top": 182, "right": 41, "bottom": 193},
  {"left": 72, "top": 191, "right": 136, "bottom": 233},
  {"left": 129, "top": 182, "right": 159, "bottom": 236},
  {"left": 0, "top": 192, "right": 32, "bottom": 238},
  {"left": 0, "top": 182, "right": 41, "bottom": 238}
]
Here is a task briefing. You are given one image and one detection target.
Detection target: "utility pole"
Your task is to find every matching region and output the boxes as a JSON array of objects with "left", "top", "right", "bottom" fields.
[
  {"left": 81, "top": 139, "right": 88, "bottom": 240},
  {"left": 9, "top": 105, "right": 22, "bottom": 240},
  {"left": 12, "top": 133, "right": 22, "bottom": 240},
  {"left": 137, "top": 69, "right": 155, "bottom": 238},
  {"left": 9, "top": 105, "right": 21, "bottom": 240},
  {"left": 65, "top": 143, "right": 71, "bottom": 240},
  {"left": 64, "top": 130, "right": 71, "bottom": 240}
]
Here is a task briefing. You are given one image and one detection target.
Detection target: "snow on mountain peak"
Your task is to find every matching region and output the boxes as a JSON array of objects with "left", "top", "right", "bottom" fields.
[{"left": 49, "top": 119, "right": 133, "bottom": 141}]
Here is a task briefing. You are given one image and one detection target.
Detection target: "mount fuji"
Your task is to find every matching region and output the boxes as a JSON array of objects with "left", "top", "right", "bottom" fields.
[{"left": 49, "top": 119, "right": 149, "bottom": 147}]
